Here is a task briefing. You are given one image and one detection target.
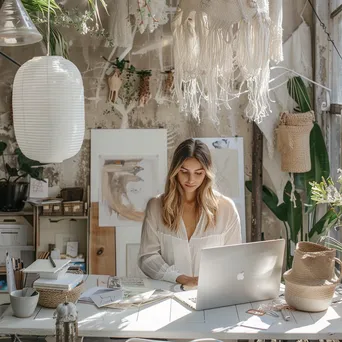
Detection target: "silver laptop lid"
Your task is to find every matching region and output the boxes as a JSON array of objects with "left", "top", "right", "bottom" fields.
[{"left": 196, "top": 239, "right": 285, "bottom": 310}]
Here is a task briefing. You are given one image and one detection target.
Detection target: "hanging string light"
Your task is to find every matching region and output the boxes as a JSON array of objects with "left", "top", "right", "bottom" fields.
[{"left": 12, "top": 0, "right": 85, "bottom": 163}]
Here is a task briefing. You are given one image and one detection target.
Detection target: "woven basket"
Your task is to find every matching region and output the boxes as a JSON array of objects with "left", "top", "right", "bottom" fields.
[
  {"left": 283, "top": 242, "right": 342, "bottom": 312},
  {"left": 284, "top": 271, "right": 337, "bottom": 312},
  {"left": 36, "top": 281, "right": 84, "bottom": 308},
  {"left": 291, "top": 242, "right": 339, "bottom": 283},
  {"left": 276, "top": 123, "right": 313, "bottom": 173}
]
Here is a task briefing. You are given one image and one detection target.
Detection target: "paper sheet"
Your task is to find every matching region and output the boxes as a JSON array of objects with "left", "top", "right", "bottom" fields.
[{"left": 239, "top": 315, "right": 277, "bottom": 330}]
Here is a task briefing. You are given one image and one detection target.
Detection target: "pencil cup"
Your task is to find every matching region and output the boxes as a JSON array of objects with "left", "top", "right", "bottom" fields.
[{"left": 10, "top": 289, "right": 39, "bottom": 318}]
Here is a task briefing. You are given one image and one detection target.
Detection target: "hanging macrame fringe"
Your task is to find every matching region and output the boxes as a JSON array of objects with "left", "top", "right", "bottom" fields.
[{"left": 172, "top": 1, "right": 283, "bottom": 123}]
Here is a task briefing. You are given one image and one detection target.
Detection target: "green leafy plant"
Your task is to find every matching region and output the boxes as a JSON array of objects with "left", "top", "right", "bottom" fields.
[
  {"left": 0, "top": 142, "right": 45, "bottom": 183},
  {"left": 245, "top": 181, "right": 302, "bottom": 269},
  {"left": 245, "top": 76, "right": 331, "bottom": 269},
  {"left": 21, "top": 0, "right": 108, "bottom": 58}
]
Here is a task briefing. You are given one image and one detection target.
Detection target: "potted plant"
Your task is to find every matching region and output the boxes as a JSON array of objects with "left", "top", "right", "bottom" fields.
[{"left": 0, "top": 142, "right": 45, "bottom": 212}]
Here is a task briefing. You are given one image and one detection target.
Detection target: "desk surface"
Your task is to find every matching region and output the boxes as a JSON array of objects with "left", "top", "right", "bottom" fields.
[{"left": 0, "top": 275, "right": 341, "bottom": 340}]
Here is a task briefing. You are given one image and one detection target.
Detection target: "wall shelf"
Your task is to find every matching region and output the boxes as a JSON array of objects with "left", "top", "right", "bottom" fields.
[
  {"left": 0, "top": 211, "right": 33, "bottom": 216},
  {"left": 40, "top": 216, "right": 88, "bottom": 220},
  {"left": 0, "top": 246, "right": 34, "bottom": 251}
]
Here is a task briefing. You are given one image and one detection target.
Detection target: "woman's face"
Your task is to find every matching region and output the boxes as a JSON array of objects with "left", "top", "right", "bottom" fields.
[{"left": 177, "top": 157, "right": 206, "bottom": 194}]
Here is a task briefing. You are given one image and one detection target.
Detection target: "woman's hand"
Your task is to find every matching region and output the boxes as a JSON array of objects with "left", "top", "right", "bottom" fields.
[{"left": 176, "top": 275, "right": 198, "bottom": 287}]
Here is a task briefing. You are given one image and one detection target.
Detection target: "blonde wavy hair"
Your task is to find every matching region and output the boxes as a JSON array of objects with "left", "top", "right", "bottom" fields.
[{"left": 162, "top": 138, "right": 219, "bottom": 231}]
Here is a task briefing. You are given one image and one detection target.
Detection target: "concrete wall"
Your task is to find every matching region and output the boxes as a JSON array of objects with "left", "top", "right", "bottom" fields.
[{"left": 0, "top": 0, "right": 312, "bottom": 241}]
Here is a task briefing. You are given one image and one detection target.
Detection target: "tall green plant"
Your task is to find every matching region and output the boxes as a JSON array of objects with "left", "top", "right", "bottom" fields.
[
  {"left": 245, "top": 181, "right": 302, "bottom": 269},
  {"left": 245, "top": 76, "right": 331, "bottom": 269}
]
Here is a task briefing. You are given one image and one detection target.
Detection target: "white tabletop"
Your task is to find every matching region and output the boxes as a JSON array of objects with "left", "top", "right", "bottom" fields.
[{"left": 0, "top": 275, "right": 341, "bottom": 340}]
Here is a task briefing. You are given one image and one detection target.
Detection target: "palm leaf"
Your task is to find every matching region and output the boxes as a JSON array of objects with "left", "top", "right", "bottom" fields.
[
  {"left": 245, "top": 181, "right": 287, "bottom": 221},
  {"left": 287, "top": 76, "right": 312, "bottom": 113},
  {"left": 22, "top": 0, "right": 60, "bottom": 17}
]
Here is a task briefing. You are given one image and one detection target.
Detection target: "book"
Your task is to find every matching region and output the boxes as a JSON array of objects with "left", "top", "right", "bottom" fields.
[
  {"left": 23, "top": 259, "right": 71, "bottom": 274},
  {"left": 33, "top": 273, "right": 83, "bottom": 291}
]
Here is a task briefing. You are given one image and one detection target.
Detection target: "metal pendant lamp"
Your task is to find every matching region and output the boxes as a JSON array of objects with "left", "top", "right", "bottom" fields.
[
  {"left": 12, "top": 0, "right": 85, "bottom": 163},
  {"left": 0, "top": 0, "right": 42, "bottom": 46}
]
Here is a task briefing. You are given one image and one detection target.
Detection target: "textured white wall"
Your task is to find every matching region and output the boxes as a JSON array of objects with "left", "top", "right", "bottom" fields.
[{"left": 0, "top": 0, "right": 312, "bottom": 241}]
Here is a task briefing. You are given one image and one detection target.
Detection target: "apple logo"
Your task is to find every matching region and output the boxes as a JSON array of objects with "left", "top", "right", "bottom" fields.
[{"left": 237, "top": 271, "right": 245, "bottom": 281}]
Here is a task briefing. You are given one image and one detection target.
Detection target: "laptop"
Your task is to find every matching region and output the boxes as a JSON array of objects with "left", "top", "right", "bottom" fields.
[{"left": 174, "top": 239, "right": 285, "bottom": 310}]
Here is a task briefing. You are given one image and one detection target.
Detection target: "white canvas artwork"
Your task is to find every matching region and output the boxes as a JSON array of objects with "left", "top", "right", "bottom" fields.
[
  {"left": 99, "top": 155, "right": 160, "bottom": 227},
  {"left": 91, "top": 129, "right": 168, "bottom": 230},
  {"left": 197, "top": 138, "right": 246, "bottom": 242}
]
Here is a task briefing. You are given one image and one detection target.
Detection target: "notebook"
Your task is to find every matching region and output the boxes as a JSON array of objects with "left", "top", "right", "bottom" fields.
[
  {"left": 23, "top": 259, "right": 71, "bottom": 274},
  {"left": 33, "top": 273, "right": 83, "bottom": 290}
]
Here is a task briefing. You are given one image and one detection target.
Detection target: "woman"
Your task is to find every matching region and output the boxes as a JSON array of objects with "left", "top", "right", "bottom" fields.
[{"left": 137, "top": 138, "right": 241, "bottom": 286}]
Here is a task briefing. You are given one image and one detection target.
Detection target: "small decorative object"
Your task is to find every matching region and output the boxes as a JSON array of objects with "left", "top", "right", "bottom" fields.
[
  {"left": 138, "top": 71, "right": 152, "bottom": 107},
  {"left": 107, "top": 68, "right": 123, "bottom": 103},
  {"left": 113, "top": 65, "right": 140, "bottom": 129},
  {"left": 0, "top": 0, "right": 42, "bottom": 46},
  {"left": 42, "top": 201, "right": 63, "bottom": 216},
  {"left": 63, "top": 201, "right": 84, "bottom": 216},
  {"left": 276, "top": 111, "right": 314, "bottom": 173},
  {"left": 60, "top": 187, "right": 84, "bottom": 202},
  {"left": 66, "top": 242, "right": 78, "bottom": 258},
  {"left": 155, "top": 70, "right": 175, "bottom": 105},
  {"left": 29, "top": 178, "right": 48, "bottom": 199},
  {"left": 283, "top": 242, "right": 342, "bottom": 312},
  {"left": 55, "top": 301, "right": 78, "bottom": 342},
  {"left": 12, "top": 56, "right": 85, "bottom": 163}
]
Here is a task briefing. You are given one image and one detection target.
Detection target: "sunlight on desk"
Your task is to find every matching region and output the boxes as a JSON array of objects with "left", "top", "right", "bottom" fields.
[
  {"left": 78, "top": 312, "right": 107, "bottom": 325},
  {"left": 286, "top": 319, "right": 330, "bottom": 334}
]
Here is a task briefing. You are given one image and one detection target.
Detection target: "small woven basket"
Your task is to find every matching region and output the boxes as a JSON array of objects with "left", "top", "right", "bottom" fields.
[
  {"left": 276, "top": 122, "right": 313, "bottom": 173},
  {"left": 37, "top": 281, "right": 84, "bottom": 309}
]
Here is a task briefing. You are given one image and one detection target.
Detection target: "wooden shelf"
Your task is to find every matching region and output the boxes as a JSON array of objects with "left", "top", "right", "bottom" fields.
[
  {"left": 40, "top": 216, "right": 88, "bottom": 220},
  {"left": 0, "top": 246, "right": 35, "bottom": 251},
  {"left": 0, "top": 211, "right": 33, "bottom": 216}
]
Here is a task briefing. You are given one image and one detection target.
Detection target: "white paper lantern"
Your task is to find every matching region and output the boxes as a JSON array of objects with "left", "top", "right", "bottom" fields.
[{"left": 12, "top": 56, "right": 85, "bottom": 163}]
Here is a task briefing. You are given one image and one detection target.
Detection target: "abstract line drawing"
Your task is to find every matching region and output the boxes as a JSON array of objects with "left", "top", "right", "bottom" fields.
[{"left": 99, "top": 155, "right": 159, "bottom": 227}]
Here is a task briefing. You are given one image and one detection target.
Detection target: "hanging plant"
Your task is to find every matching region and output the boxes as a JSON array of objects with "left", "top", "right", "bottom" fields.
[
  {"left": 22, "top": 0, "right": 108, "bottom": 58},
  {"left": 137, "top": 70, "right": 152, "bottom": 107}
]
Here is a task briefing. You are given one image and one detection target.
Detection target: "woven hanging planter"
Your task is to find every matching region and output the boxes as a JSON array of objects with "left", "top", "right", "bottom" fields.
[{"left": 276, "top": 111, "right": 314, "bottom": 173}]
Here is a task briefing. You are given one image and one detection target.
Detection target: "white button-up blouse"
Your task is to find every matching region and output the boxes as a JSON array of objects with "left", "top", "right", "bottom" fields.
[{"left": 137, "top": 192, "right": 242, "bottom": 283}]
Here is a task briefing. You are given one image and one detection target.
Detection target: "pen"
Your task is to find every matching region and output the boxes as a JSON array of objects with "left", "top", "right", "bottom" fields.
[{"left": 49, "top": 254, "right": 56, "bottom": 268}]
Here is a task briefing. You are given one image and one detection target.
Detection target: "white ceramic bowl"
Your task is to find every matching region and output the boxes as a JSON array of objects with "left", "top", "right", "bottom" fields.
[{"left": 10, "top": 289, "right": 39, "bottom": 318}]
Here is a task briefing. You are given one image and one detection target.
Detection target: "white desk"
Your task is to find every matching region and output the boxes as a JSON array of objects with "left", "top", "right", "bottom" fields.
[{"left": 0, "top": 275, "right": 341, "bottom": 340}]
